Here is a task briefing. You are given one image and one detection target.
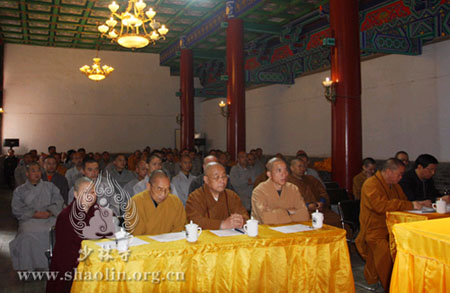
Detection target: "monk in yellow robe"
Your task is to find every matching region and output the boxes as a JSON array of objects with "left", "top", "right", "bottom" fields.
[
  {"left": 251, "top": 158, "right": 309, "bottom": 224},
  {"left": 186, "top": 162, "right": 249, "bottom": 230},
  {"left": 127, "top": 170, "right": 186, "bottom": 236},
  {"left": 356, "top": 158, "right": 426, "bottom": 291},
  {"left": 352, "top": 157, "right": 376, "bottom": 199},
  {"left": 288, "top": 159, "right": 341, "bottom": 227}
]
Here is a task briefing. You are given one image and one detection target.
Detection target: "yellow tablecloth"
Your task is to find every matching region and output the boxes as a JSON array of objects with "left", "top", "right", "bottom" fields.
[
  {"left": 386, "top": 211, "right": 450, "bottom": 259},
  {"left": 390, "top": 218, "right": 450, "bottom": 292},
  {"left": 71, "top": 223, "right": 354, "bottom": 292}
]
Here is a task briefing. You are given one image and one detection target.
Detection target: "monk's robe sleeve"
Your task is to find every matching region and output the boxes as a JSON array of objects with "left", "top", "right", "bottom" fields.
[
  {"left": 171, "top": 197, "right": 187, "bottom": 232},
  {"left": 186, "top": 189, "right": 222, "bottom": 230},
  {"left": 353, "top": 175, "right": 362, "bottom": 200},
  {"left": 288, "top": 186, "right": 310, "bottom": 222},
  {"left": 251, "top": 187, "right": 292, "bottom": 224},
  {"left": 47, "top": 183, "right": 64, "bottom": 216},
  {"left": 363, "top": 181, "right": 413, "bottom": 213},
  {"left": 11, "top": 188, "right": 35, "bottom": 221},
  {"left": 313, "top": 178, "right": 330, "bottom": 206},
  {"left": 228, "top": 190, "right": 249, "bottom": 220},
  {"left": 127, "top": 196, "right": 146, "bottom": 236}
]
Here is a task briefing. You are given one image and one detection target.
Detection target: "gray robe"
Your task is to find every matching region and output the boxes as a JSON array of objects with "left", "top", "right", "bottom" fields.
[
  {"left": 132, "top": 175, "right": 179, "bottom": 199},
  {"left": 171, "top": 171, "right": 196, "bottom": 206},
  {"left": 14, "top": 165, "right": 27, "bottom": 187},
  {"left": 65, "top": 166, "right": 82, "bottom": 189},
  {"left": 42, "top": 172, "right": 69, "bottom": 205},
  {"left": 108, "top": 168, "right": 136, "bottom": 188},
  {"left": 162, "top": 161, "right": 180, "bottom": 179},
  {"left": 10, "top": 180, "right": 64, "bottom": 270},
  {"left": 230, "top": 164, "right": 257, "bottom": 211}
]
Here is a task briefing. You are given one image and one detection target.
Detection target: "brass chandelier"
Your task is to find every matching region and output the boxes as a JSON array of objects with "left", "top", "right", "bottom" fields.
[
  {"left": 80, "top": 57, "right": 114, "bottom": 81},
  {"left": 98, "top": 0, "right": 169, "bottom": 49}
]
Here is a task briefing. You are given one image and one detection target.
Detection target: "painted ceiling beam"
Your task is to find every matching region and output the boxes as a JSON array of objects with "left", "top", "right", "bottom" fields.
[{"left": 243, "top": 21, "right": 282, "bottom": 35}]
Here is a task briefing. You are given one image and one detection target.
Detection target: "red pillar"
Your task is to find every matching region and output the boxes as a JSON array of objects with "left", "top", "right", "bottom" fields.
[
  {"left": 180, "top": 48, "right": 194, "bottom": 150},
  {"left": 330, "top": 0, "right": 362, "bottom": 193},
  {"left": 226, "top": 18, "right": 245, "bottom": 161}
]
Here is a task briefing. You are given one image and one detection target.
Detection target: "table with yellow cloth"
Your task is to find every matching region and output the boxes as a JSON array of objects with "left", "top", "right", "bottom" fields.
[
  {"left": 386, "top": 211, "right": 450, "bottom": 259},
  {"left": 71, "top": 223, "right": 354, "bottom": 292},
  {"left": 390, "top": 218, "right": 450, "bottom": 292}
]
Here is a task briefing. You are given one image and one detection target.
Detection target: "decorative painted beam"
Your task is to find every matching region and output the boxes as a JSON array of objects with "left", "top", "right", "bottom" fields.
[
  {"left": 243, "top": 22, "right": 283, "bottom": 35},
  {"left": 176, "top": 88, "right": 226, "bottom": 99}
]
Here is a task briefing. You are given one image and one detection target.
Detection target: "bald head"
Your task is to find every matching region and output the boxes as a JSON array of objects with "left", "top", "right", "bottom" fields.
[
  {"left": 266, "top": 157, "right": 286, "bottom": 172},
  {"left": 203, "top": 162, "right": 227, "bottom": 194},
  {"left": 203, "top": 155, "right": 218, "bottom": 169},
  {"left": 204, "top": 162, "right": 224, "bottom": 176}
]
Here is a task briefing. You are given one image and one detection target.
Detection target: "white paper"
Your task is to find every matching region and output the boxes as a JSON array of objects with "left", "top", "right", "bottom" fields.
[
  {"left": 209, "top": 229, "right": 245, "bottom": 237},
  {"left": 94, "top": 237, "right": 149, "bottom": 249},
  {"left": 407, "top": 207, "right": 436, "bottom": 214},
  {"left": 269, "top": 224, "right": 314, "bottom": 233},
  {"left": 147, "top": 232, "right": 186, "bottom": 242}
]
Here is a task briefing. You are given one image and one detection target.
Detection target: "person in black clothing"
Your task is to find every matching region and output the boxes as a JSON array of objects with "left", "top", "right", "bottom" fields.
[
  {"left": 399, "top": 154, "right": 450, "bottom": 206},
  {"left": 4, "top": 149, "right": 18, "bottom": 189}
]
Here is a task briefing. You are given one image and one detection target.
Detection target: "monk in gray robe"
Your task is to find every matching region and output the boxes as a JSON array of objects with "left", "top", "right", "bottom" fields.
[
  {"left": 65, "top": 151, "right": 83, "bottom": 189},
  {"left": 171, "top": 155, "right": 196, "bottom": 206},
  {"left": 108, "top": 154, "right": 136, "bottom": 188},
  {"left": 123, "top": 160, "right": 148, "bottom": 197},
  {"left": 14, "top": 153, "right": 33, "bottom": 187},
  {"left": 10, "top": 162, "right": 64, "bottom": 271},
  {"left": 230, "top": 151, "right": 256, "bottom": 212},
  {"left": 251, "top": 158, "right": 309, "bottom": 225}
]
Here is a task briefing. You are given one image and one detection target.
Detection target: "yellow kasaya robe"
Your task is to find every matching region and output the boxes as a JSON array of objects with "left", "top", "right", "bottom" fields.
[
  {"left": 287, "top": 174, "right": 341, "bottom": 228},
  {"left": 251, "top": 179, "right": 309, "bottom": 225},
  {"left": 253, "top": 172, "right": 268, "bottom": 189},
  {"left": 355, "top": 171, "right": 413, "bottom": 291},
  {"left": 185, "top": 186, "right": 249, "bottom": 230},
  {"left": 127, "top": 190, "right": 186, "bottom": 236},
  {"left": 352, "top": 171, "right": 368, "bottom": 200}
]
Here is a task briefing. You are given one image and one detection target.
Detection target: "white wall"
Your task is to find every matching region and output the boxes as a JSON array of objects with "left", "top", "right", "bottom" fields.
[
  {"left": 3, "top": 44, "right": 180, "bottom": 154},
  {"left": 197, "top": 39, "right": 450, "bottom": 160}
]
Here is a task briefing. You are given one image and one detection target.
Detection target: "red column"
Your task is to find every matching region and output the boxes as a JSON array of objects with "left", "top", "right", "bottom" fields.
[
  {"left": 180, "top": 49, "right": 194, "bottom": 150},
  {"left": 226, "top": 18, "right": 245, "bottom": 161},
  {"left": 330, "top": 0, "right": 362, "bottom": 194}
]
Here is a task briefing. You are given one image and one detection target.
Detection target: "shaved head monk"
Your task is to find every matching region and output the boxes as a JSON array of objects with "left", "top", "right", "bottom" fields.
[
  {"left": 127, "top": 170, "right": 186, "bottom": 236},
  {"left": 251, "top": 158, "right": 309, "bottom": 225},
  {"left": 355, "top": 158, "right": 428, "bottom": 291},
  {"left": 186, "top": 162, "right": 249, "bottom": 230}
]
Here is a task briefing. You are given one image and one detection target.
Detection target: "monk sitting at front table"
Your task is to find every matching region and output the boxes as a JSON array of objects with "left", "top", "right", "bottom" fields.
[
  {"left": 251, "top": 158, "right": 309, "bottom": 225},
  {"left": 186, "top": 162, "right": 249, "bottom": 230}
]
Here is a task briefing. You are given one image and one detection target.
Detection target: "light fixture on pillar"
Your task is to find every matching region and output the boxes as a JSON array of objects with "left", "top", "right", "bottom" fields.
[
  {"left": 218, "top": 100, "right": 229, "bottom": 117},
  {"left": 98, "top": 0, "right": 169, "bottom": 49},
  {"left": 176, "top": 113, "right": 182, "bottom": 125},
  {"left": 322, "top": 77, "right": 336, "bottom": 103}
]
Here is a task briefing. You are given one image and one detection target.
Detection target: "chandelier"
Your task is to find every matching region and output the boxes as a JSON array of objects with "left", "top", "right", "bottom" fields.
[
  {"left": 98, "top": 0, "right": 169, "bottom": 49},
  {"left": 80, "top": 57, "right": 114, "bottom": 81}
]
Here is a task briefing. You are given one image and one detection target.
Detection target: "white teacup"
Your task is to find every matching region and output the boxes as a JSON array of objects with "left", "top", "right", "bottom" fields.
[
  {"left": 243, "top": 218, "right": 259, "bottom": 237},
  {"left": 312, "top": 210, "right": 324, "bottom": 229},
  {"left": 115, "top": 228, "right": 133, "bottom": 252},
  {"left": 432, "top": 199, "right": 447, "bottom": 214},
  {"left": 185, "top": 221, "right": 202, "bottom": 243}
]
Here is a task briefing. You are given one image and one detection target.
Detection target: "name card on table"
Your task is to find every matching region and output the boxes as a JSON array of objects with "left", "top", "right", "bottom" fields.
[
  {"left": 269, "top": 224, "right": 314, "bottom": 234},
  {"left": 148, "top": 232, "right": 186, "bottom": 242}
]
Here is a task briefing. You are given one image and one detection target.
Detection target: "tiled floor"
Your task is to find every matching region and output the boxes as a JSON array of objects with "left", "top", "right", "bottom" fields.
[{"left": 0, "top": 185, "right": 383, "bottom": 293}]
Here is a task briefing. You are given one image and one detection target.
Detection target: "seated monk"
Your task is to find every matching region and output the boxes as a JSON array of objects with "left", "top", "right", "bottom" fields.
[
  {"left": 352, "top": 157, "right": 376, "bottom": 200},
  {"left": 288, "top": 159, "right": 341, "bottom": 227},
  {"left": 251, "top": 158, "right": 309, "bottom": 224},
  {"left": 127, "top": 170, "right": 186, "bottom": 235},
  {"left": 10, "top": 162, "right": 64, "bottom": 271},
  {"left": 355, "top": 158, "right": 428, "bottom": 291},
  {"left": 46, "top": 177, "right": 102, "bottom": 292},
  {"left": 186, "top": 162, "right": 249, "bottom": 230}
]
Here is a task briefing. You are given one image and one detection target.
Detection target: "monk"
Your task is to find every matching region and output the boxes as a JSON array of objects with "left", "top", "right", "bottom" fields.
[
  {"left": 352, "top": 157, "right": 376, "bottom": 199},
  {"left": 186, "top": 162, "right": 249, "bottom": 230},
  {"left": 65, "top": 151, "right": 83, "bottom": 189},
  {"left": 127, "top": 170, "right": 186, "bottom": 235},
  {"left": 171, "top": 155, "right": 196, "bottom": 206},
  {"left": 123, "top": 160, "right": 148, "bottom": 197},
  {"left": 288, "top": 158, "right": 340, "bottom": 227},
  {"left": 46, "top": 177, "right": 98, "bottom": 293},
  {"left": 230, "top": 151, "right": 257, "bottom": 212},
  {"left": 355, "top": 158, "right": 427, "bottom": 291},
  {"left": 14, "top": 152, "right": 34, "bottom": 187},
  {"left": 42, "top": 156, "right": 70, "bottom": 205},
  {"left": 109, "top": 154, "right": 135, "bottom": 188},
  {"left": 10, "top": 162, "right": 64, "bottom": 271},
  {"left": 251, "top": 158, "right": 309, "bottom": 225}
]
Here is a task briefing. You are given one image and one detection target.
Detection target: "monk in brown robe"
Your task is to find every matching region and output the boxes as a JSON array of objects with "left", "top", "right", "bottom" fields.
[
  {"left": 356, "top": 158, "right": 427, "bottom": 291},
  {"left": 251, "top": 158, "right": 309, "bottom": 224},
  {"left": 127, "top": 170, "right": 186, "bottom": 235},
  {"left": 352, "top": 157, "right": 376, "bottom": 199},
  {"left": 186, "top": 162, "right": 248, "bottom": 230},
  {"left": 46, "top": 177, "right": 98, "bottom": 293},
  {"left": 288, "top": 158, "right": 341, "bottom": 227},
  {"left": 253, "top": 171, "right": 268, "bottom": 189}
]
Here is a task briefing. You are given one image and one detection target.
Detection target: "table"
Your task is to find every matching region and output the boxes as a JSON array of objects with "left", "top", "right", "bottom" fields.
[
  {"left": 71, "top": 223, "right": 354, "bottom": 292},
  {"left": 390, "top": 218, "right": 450, "bottom": 292},
  {"left": 386, "top": 211, "right": 450, "bottom": 259}
]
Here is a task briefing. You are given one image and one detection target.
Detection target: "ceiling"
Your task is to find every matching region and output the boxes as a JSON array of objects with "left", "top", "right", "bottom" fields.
[{"left": 0, "top": 0, "right": 327, "bottom": 68}]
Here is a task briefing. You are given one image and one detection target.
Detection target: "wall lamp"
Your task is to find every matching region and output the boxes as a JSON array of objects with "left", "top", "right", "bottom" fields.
[
  {"left": 176, "top": 113, "right": 182, "bottom": 125},
  {"left": 218, "top": 100, "right": 229, "bottom": 117},
  {"left": 322, "top": 77, "right": 337, "bottom": 103}
]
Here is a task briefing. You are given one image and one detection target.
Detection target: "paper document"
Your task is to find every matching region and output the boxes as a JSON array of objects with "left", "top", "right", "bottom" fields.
[
  {"left": 94, "top": 237, "right": 149, "bottom": 249},
  {"left": 269, "top": 224, "right": 314, "bottom": 233},
  {"left": 209, "top": 229, "right": 245, "bottom": 237},
  {"left": 148, "top": 232, "right": 186, "bottom": 242}
]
